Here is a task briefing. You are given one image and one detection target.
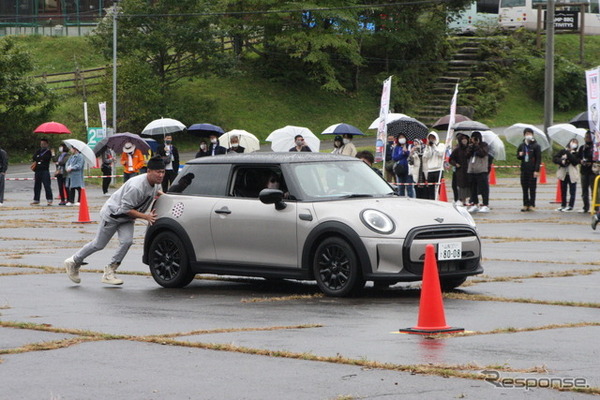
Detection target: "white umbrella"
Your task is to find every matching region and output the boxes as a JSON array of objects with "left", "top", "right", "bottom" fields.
[
  {"left": 266, "top": 126, "right": 320, "bottom": 152},
  {"left": 63, "top": 139, "right": 96, "bottom": 166},
  {"left": 142, "top": 118, "right": 186, "bottom": 136},
  {"left": 481, "top": 130, "right": 506, "bottom": 161},
  {"left": 220, "top": 129, "right": 260, "bottom": 153},
  {"left": 547, "top": 123, "right": 586, "bottom": 147},
  {"left": 502, "top": 123, "right": 550, "bottom": 151},
  {"left": 367, "top": 113, "right": 411, "bottom": 130}
]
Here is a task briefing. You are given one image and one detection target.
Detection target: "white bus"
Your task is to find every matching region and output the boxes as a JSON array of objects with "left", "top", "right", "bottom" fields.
[
  {"left": 448, "top": 0, "right": 500, "bottom": 34},
  {"left": 499, "top": 0, "right": 600, "bottom": 34}
]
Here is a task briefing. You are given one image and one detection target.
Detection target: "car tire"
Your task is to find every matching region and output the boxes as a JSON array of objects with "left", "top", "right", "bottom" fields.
[
  {"left": 313, "top": 237, "right": 365, "bottom": 297},
  {"left": 440, "top": 277, "right": 467, "bottom": 291},
  {"left": 148, "top": 231, "right": 195, "bottom": 288}
]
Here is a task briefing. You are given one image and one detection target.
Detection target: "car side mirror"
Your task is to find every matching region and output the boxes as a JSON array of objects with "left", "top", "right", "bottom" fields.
[{"left": 259, "top": 189, "right": 287, "bottom": 210}]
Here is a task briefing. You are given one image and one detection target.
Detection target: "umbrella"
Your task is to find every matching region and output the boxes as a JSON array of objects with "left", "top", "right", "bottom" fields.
[
  {"left": 34, "top": 121, "right": 71, "bottom": 134},
  {"left": 432, "top": 114, "right": 472, "bottom": 130},
  {"left": 569, "top": 112, "right": 591, "bottom": 129},
  {"left": 187, "top": 123, "right": 225, "bottom": 137},
  {"left": 547, "top": 124, "right": 587, "bottom": 147},
  {"left": 321, "top": 123, "right": 365, "bottom": 136},
  {"left": 386, "top": 117, "right": 429, "bottom": 141},
  {"left": 502, "top": 123, "right": 550, "bottom": 151},
  {"left": 481, "top": 131, "right": 506, "bottom": 161},
  {"left": 367, "top": 113, "right": 410, "bottom": 130},
  {"left": 266, "top": 126, "right": 320, "bottom": 152},
  {"left": 142, "top": 118, "right": 186, "bottom": 136},
  {"left": 93, "top": 132, "right": 151, "bottom": 156},
  {"left": 220, "top": 129, "right": 260, "bottom": 153},
  {"left": 63, "top": 139, "right": 96, "bottom": 166},
  {"left": 452, "top": 120, "right": 490, "bottom": 132}
]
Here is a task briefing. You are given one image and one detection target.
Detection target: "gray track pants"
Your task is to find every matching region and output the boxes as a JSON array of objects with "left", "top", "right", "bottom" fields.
[{"left": 73, "top": 217, "right": 135, "bottom": 266}]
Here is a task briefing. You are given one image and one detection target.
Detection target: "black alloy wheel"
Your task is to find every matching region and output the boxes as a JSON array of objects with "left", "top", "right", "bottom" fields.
[
  {"left": 313, "top": 237, "right": 364, "bottom": 297},
  {"left": 148, "top": 231, "right": 195, "bottom": 288}
]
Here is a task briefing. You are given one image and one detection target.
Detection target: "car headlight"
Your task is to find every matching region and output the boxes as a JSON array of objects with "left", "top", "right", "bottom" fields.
[
  {"left": 360, "top": 209, "right": 395, "bottom": 234},
  {"left": 454, "top": 204, "right": 476, "bottom": 227}
]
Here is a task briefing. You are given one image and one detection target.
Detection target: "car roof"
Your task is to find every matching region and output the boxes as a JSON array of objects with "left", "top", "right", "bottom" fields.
[{"left": 186, "top": 152, "right": 359, "bottom": 165}]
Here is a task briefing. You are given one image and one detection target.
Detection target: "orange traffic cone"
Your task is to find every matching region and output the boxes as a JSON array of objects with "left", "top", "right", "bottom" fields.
[
  {"left": 73, "top": 188, "right": 93, "bottom": 224},
  {"left": 399, "top": 244, "right": 464, "bottom": 335},
  {"left": 550, "top": 179, "right": 562, "bottom": 204},
  {"left": 489, "top": 164, "right": 497, "bottom": 185},
  {"left": 438, "top": 179, "right": 448, "bottom": 202},
  {"left": 539, "top": 163, "right": 547, "bottom": 184}
]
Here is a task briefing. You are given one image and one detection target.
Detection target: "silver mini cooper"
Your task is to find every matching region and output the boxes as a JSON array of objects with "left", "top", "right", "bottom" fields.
[{"left": 143, "top": 153, "right": 482, "bottom": 297}]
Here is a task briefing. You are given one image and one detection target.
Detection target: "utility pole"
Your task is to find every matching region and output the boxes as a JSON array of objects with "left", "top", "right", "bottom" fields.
[
  {"left": 543, "top": 0, "right": 555, "bottom": 133},
  {"left": 112, "top": 0, "right": 119, "bottom": 135}
]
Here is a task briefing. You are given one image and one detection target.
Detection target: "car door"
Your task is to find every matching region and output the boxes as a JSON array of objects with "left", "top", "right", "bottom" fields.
[{"left": 210, "top": 166, "right": 298, "bottom": 268}]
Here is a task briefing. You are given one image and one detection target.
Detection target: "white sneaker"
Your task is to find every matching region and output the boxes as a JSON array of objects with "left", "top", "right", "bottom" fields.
[
  {"left": 479, "top": 205, "right": 490, "bottom": 213},
  {"left": 467, "top": 205, "right": 479, "bottom": 213},
  {"left": 65, "top": 202, "right": 73, "bottom": 207},
  {"left": 454, "top": 200, "right": 464, "bottom": 207},
  {"left": 64, "top": 256, "right": 81, "bottom": 284},
  {"left": 562, "top": 206, "right": 573, "bottom": 212},
  {"left": 556, "top": 206, "right": 564, "bottom": 212},
  {"left": 0, "top": 202, "right": 3, "bottom": 207},
  {"left": 102, "top": 264, "right": 123, "bottom": 285},
  {"left": 74, "top": 202, "right": 80, "bottom": 206}
]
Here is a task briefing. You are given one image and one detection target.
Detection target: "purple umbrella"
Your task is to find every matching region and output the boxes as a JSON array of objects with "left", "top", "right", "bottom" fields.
[{"left": 93, "top": 132, "right": 151, "bottom": 156}]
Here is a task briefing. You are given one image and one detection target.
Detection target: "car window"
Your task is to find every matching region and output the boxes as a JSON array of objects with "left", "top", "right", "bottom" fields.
[
  {"left": 290, "top": 161, "right": 394, "bottom": 200},
  {"left": 168, "top": 164, "right": 230, "bottom": 196},
  {"left": 230, "top": 166, "right": 287, "bottom": 198}
]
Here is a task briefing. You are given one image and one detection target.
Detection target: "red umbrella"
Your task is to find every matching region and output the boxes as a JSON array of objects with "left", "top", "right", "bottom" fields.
[{"left": 33, "top": 121, "right": 72, "bottom": 134}]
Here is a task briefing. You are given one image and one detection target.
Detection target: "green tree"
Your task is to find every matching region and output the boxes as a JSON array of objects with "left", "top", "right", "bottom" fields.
[{"left": 0, "top": 37, "right": 56, "bottom": 150}]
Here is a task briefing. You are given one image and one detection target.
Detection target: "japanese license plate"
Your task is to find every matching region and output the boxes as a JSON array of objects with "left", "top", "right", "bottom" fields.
[{"left": 438, "top": 242, "right": 462, "bottom": 260}]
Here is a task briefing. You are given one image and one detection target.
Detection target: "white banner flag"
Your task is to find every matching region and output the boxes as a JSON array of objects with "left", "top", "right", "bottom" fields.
[
  {"left": 375, "top": 76, "right": 392, "bottom": 163},
  {"left": 585, "top": 68, "right": 600, "bottom": 160},
  {"left": 99, "top": 102, "right": 107, "bottom": 135},
  {"left": 444, "top": 84, "right": 459, "bottom": 149}
]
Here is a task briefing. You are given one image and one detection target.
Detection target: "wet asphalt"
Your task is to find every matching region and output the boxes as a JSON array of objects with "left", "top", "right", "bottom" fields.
[{"left": 0, "top": 157, "right": 599, "bottom": 399}]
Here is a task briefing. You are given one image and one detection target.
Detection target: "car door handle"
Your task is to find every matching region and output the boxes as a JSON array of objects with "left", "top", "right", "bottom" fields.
[{"left": 215, "top": 207, "right": 232, "bottom": 215}]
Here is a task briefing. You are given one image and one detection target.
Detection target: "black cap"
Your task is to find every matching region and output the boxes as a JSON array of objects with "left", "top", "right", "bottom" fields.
[
  {"left": 147, "top": 156, "right": 166, "bottom": 170},
  {"left": 334, "top": 135, "right": 343, "bottom": 141}
]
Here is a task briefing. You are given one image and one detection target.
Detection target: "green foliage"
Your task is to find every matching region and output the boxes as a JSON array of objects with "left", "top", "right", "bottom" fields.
[{"left": 0, "top": 37, "right": 56, "bottom": 150}]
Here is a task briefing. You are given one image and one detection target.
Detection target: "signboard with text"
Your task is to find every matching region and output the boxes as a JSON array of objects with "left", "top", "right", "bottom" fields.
[
  {"left": 87, "top": 127, "right": 106, "bottom": 149},
  {"left": 544, "top": 10, "right": 579, "bottom": 30}
]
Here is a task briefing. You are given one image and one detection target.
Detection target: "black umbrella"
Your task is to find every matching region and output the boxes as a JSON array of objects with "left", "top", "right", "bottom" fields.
[
  {"left": 386, "top": 117, "right": 429, "bottom": 141},
  {"left": 432, "top": 114, "right": 472, "bottom": 130},
  {"left": 452, "top": 120, "right": 490, "bottom": 132},
  {"left": 187, "top": 123, "right": 225, "bottom": 137},
  {"left": 569, "top": 112, "right": 591, "bottom": 129}
]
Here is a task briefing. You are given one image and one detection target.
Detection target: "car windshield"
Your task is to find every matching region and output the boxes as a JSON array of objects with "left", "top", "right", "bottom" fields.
[{"left": 290, "top": 161, "right": 395, "bottom": 200}]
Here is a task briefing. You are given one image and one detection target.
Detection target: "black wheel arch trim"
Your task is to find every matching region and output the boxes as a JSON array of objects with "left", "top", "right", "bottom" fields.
[
  {"left": 143, "top": 218, "right": 197, "bottom": 265},
  {"left": 302, "top": 221, "right": 372, "bottom": 277}
]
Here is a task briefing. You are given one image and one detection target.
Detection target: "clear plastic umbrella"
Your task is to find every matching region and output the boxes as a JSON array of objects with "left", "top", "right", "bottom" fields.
[
  {"left": 63, "top": 139, "right": 96, "bottom": 166},
  {"left": 220, "top": 129, "right": 260, "bottom": 153},
  {"left": 142, "top": 118, "right": 186, "bottom": 136},
  {"left": 503, "top": 123, "right": 550, "bottom": 151},
  {"left": 266, "top": 126, "right": 320, "bottom": 152},
  {"left": 547, "top": 123, "right": 586, "bottom": 147},
  {"left": 481, "top": 131, "right": 506, "bottom": 161}
]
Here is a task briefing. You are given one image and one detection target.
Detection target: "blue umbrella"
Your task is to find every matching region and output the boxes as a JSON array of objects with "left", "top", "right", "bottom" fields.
[
  {"left": 188, "top": 123, "right": 225, "bottom": 137},
  {"left": 321, "top": 123, "right": 365, "bottom": 136}
]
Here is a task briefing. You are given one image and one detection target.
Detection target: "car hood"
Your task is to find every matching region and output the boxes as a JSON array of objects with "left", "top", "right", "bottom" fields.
[{"left": 310, "top": 197, "right": 474, "bottom": 237}]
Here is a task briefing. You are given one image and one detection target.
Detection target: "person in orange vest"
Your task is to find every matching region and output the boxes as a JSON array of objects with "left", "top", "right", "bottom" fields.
[{"left": 120, "top": 142, "right": 145, "bottom": 182}]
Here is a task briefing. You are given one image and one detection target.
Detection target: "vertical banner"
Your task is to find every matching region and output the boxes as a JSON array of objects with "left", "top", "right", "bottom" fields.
[
  {"left": 83, "top": 102, "right": 89, "bottom": 132},
  {"left": 444, "top": 84, "right": 459, "bottom": 150},
  {"left": 98, "top": 101, "right": 107, "bottom": 136},
  {"left": 586, "top": 68, "right": 600, "bottom": 160},
  {"left": 375, "top": 76, "right": 392, "bottom": 163}
]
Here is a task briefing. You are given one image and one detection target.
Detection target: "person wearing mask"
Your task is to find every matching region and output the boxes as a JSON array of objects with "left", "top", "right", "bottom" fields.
[
  {"left": 120, "top": 142, "right": 145, "bottom": 182},
  {"left": 331, "top": 135, "right": 344, "bottom": 155},
  {"left": 228, "top": 135, "right": 245, "bottom": 153},
  {"left": 392, "top": 134, "right": 414, "bottom": 197},
  {"left": 578, "top": 131, "right": 597, "bottom": 213},
  {"left": 31, "top": 138, "right": 54, "bottom": 206},
  {"left": 0, "top": 144, "right": 7, "bottom": 207},
  {"left": 157, "top": 134, "right": 180, "bottom": 191},
  {"left": 208, "top": 134, "right": 227, "bottom": 156},
  {"left": 64, "top": 157, "right": 166, "bottom": 286},
  {"left": 553, "top": 138, "right": 581, "bottom": 212},
  {"left": 195, "top": 141, "right": 210, "bottom": 158},
  {"left": 54, "top": 144, "right": 70, "bottom": 205},
  {"left": 422, "top": 132, "right": 445, "bottom": 200},
  {"left": 65, "top": 147, "right": 85, "bottom": 206},
  {"left": 340, "top": 134, "right": 357, "bottom": 157},
  {"left": 289, "top": 135, "right": 312, "bottom": 152},
  {"left": 516, "top": 127, "right": 542, "bottom": 212},
  {"left": 384, "top": 134, "right": 396, "bottom": 183},
  {"left": 466, "top": 131, "right": 490, "bottom": 213},
  {"left": 449, "top": 133, "right": 471, "bottom": 206},
  {"left": 101, "top": 148, "right": 116, "bottom": 196}
]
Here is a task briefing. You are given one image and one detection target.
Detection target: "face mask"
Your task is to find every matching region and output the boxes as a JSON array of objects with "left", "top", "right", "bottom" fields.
[
  {"left": 296, "top": 140, "right": 304, "bottom": 146},
  {"left": 343, "top": 139, "right": 350, "bottom": 145},
  {"left": 58, "top": 146, "right": 64, "bottom": 152},
  {"left": 570, "top": 143, "right": 578, "bottom": 150},
  {"left": 165, "top": 140, "right": 172, "bottom": 145},
  {"left": 525, "top": 135, "right": 533, "bottom": 142},
  {"left": 200, "top": 144, "right": 207, "bottom": 150},
  {"left": 210, "top": 139, "right": 217, "bottom": 144},
  {"left": 231, "top": 143, "right": 239, "bottom": 148},
  {"left": 398, "top": 138, "right": 406, "bottom": 145}
]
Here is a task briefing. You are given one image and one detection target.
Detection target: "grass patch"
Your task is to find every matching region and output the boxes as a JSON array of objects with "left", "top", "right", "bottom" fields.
[
  {"left": 453, "top": 321, "right": 600, "bottom": 338},
  {"left": 146, "top": 324, "right": 323, "bottom": 339},
  {"left": 444, "top": 292, "right": 600, "bottom": 308},
  {"left": 241, "top": 294, "right": 325, "bottom": 303}
]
